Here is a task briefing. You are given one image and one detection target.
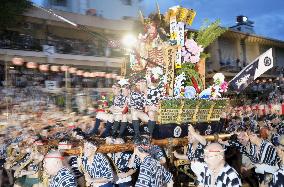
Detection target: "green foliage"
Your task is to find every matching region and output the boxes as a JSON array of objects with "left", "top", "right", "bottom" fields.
[
  {"left": 196, "top": 19, "right": 227, "bottom": 48},
  {"left": 176, "top": 63, "right": 203, "bottom": 90},
  {"left": 0, "top": 0, "right": 32, "bottom": 28},
  {"left": 160, "top": 99, "right": 227, "bottom": 109}
]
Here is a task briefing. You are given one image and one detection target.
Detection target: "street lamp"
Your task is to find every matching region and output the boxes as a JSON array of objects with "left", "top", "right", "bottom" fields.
[{"left": 122, "top": 34, "right": 137, "bottom": 48}]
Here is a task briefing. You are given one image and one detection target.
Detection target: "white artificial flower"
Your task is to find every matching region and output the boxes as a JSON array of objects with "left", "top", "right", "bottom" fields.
[
  {"left": 118, "top": 79, "right": 129, "bottom": 87},
  {"left": 213, "top": 73, "right": 225, "bottom": 84},
  {"left": 151, "top": 67, "right": 163, "bottom": 77}
]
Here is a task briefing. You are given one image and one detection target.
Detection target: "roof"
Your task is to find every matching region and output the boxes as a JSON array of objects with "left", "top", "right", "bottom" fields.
[{"left": 223, "top": 29, "right": 284, "bottom": 48}]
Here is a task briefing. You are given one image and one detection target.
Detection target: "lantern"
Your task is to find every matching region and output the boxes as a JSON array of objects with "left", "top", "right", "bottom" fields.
[
  {"left": 12, "top": 57, "right": 24, "bottom": 66},
  {"left": 69, "top": 67, "right": 77, "bottom": 74},
  {"left": 50, "top": 65, "right": 60, "bottom": 72},
  {"left": 60, "top": 65, "right": 69, "bottom": 72},
  {"left": 89, "top": 72, "right": 96, "bottom": 77},
  {"left": 105, "top": 73, "right": 112, "bottom": 79},
  {"left": 76, "top": 70, "right": 84, "bottom": 76},
  {"left": 83, "top": 72, "right": 90, "bottom": 77},
  {"left": 26, "top": 62, "right": 38, "bottom": 69},
  {"left": 39, "top": 64, "right": 49, "bottom": 71},
  {"left": 97, "top": 72, "right": 106, "bottom": 77}
]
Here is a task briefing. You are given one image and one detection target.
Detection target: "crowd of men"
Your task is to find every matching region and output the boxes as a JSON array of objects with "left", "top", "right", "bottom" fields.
[
  {"left": 1, "top": 78, "right": 284, "bottom": 187},
  {"left": 0, "top": 106, "right": 284, "bottom": 187}
]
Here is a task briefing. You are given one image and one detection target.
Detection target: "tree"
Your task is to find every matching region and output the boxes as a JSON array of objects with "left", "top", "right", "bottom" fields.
[{"left": 0, "top": 0, "right": 32, "bottom": 29}]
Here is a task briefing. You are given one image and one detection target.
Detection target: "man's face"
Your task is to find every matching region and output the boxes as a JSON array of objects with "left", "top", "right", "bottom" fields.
[
  {"left": 238, "top": 133, "right": 249, "bottom": 145},
  {"left": 122, "top": 87, "right": 130, "bottom": 96},
  {"left": 204, "top": 151, "right": 223, "bottom": 169},
  {"left": 43, "top": 158, "right": 60, "bottom": 176},
  {"left": 84, "top": 142, "right": 97, "bottom": 157},
  {"left": 112, "top": 86, "right": 121, "bottom": 95},
  {"left": 146, "top": 22, "right": 157, "bottom": 37},
  {"left": 249, "top": 134, "right": 259, "bottom": 144}
]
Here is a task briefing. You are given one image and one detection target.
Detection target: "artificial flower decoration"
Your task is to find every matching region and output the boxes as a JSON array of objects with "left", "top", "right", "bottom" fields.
[
  {"left": 211, "top": 85, "right": 222, "bottom": 98},
  {"left": 184, "top": 86, "right": 196, "bottom": 99},
  {"left": 174, "top": 72, "right": 186, "bottom": 97},
  {"left": 182, "top": 39, "right": 204, "bottom": 64},
  {"left": 151, "top": 67, "right": 163, "bottom": 79},
  {"left": 220, "top": 81, "right": 228, "bottom": 93},
  {"left": 213, "top": 73, "right": 225, "bottom": 85},
  {"left": 199, "top": 88, "right": 211, "bottom": 99}
]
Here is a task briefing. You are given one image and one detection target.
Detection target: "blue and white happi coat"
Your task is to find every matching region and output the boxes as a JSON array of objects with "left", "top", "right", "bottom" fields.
[
  {"left": 49, "top": 167, "right": 77, "bottom": 187},
  {"left": 135, "top": 156, "right": 172, "bottom": 187},
  {"left": 270, "top": 166, "right": 284, "bottom": 187},
  {"left": 198, "top": 163, "right": 242, "bottom": 187},
  {"left": 81, "top": 153, "right": 113, "bottom": 180}
]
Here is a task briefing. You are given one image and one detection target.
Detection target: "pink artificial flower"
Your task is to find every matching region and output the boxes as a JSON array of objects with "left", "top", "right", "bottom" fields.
[
  {"left": 182, "top": 39, "right": 204, "bottom": 64},
  {"left": 190, "top": 55, "right": 200, "bottom": 64},
  {"left": 220, "top": 81, "right": 228, "bottom": 92}
]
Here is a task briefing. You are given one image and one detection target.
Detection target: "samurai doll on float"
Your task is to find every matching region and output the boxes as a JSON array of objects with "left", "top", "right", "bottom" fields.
[
  {"left": 111, "top": 79, "right": 130, "bottom": 138},
  {"left": 129, "top": 78, "right": 149, "bottom": 143},
  {"left": 114, "top": 79, "right": 132, "bottom": 138},
  {"left": 90, "top": 84, "right": 121, "bottom": 138},
  {"left": 131, "top": 11, "right": 168, "bottom": 72},
  {"left": 145, "top": 67, "right": 166, "bottom": 137}
]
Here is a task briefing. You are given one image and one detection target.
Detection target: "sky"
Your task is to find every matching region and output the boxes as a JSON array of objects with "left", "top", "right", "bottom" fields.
[
  {"left": 31, "top": 0, "right": 284, "bottom": 41},
  {"left": 141, "top": 0, "right": 284, "bottom": 41}
]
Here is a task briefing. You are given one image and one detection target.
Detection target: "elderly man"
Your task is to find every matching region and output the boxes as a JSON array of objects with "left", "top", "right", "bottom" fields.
[
  {"left": 44, "top": 151, "right": 77, "bottom": 187},
  {"left": 134, "top": 145, "right": 173, "bottom": 187},
  {"left": 90, "top": 84, "right": 121, "bottom": 137},
  {"left": 199, "top": 143, "right": 242, "bottom": 187},
  {"left": 129, "top": 78, "right": 149, "bottom": 142}
]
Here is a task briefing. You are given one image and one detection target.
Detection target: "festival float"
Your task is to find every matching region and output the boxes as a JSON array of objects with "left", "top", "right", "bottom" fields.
[{"left": 122, "top": 5, "right": 228, "bottom": 138}]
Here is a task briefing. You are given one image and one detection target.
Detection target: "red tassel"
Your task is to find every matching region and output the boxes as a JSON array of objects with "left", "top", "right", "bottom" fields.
[{"left": 191, "top": 77, "right": 200, "bottom": 93}]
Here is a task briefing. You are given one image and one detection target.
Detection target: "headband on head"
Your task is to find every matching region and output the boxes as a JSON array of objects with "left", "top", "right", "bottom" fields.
[
  {"left": 204, "top": 149, "right": 225, "bottom": 153},
  {"left": 44, "top": 156, "right": 64, "bottom": 160}
]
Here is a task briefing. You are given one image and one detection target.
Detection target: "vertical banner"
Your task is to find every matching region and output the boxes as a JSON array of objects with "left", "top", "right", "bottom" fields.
[
  {"left": 164, "top": 46, "right": 177, "bottom": 96},
  {"left": 170, "top": 16, "right": 178, "bottom": 42},
  {"left": 175, "top": 22, "right": 184, "bottom": 69},
  {"left": 176, "top": 22, "right": 185, "bottom": 46},
  {"left": 176, "top": 47, "right": 182, "bottom": 69}
]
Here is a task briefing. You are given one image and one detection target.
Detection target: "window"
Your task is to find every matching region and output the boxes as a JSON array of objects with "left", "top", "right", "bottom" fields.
[{"left": 50, "top": 0, "right": 67, "bottom": 6}]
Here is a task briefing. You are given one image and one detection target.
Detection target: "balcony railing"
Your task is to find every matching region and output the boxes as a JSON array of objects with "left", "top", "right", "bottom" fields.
[{"left": 0, "top": 33, "right": 123, "bottom": 58}]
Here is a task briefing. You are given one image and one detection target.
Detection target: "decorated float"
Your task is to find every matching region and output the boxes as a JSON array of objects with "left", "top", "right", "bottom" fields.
[{"left": 121, "top": 5, "right": 228, "bottom": 136}]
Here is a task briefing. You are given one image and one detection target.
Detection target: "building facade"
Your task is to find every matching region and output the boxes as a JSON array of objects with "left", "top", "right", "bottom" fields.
[
  {"left": 0, "top": 6, "right": 139, "bottom": 89},
  {"left": 43, "top": 0, "right": 143, "bottom": 20},
  {"left": 206, "top": 16, "right": 284, "bottom": 80}
]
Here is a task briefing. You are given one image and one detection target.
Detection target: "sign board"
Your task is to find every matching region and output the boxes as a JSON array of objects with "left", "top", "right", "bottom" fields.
[
  {"left": 45, "top": 81, "right": 58, "bottom": 91},
  {"left": 43, "top": 45, "right": 55, "bottom": 56}
]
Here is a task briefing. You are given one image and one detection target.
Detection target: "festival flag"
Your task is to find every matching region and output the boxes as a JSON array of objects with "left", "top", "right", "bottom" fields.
[{"left": 229, "top": 48, "right": 273, "bottom": 93}]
